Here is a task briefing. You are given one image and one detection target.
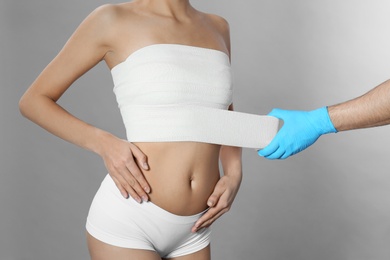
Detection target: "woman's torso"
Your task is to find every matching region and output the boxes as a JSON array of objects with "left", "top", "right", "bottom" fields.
[{"left": 104, "top": 2, "right": 230, "bottom": 215}]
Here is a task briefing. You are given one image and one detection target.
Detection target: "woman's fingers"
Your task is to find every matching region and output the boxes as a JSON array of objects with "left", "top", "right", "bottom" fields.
[
  {"left": 116, "top": 143, "right": 150, "bottom": 202},
  {"left": 123, "top": 160, "right": 149, "bottom": 202},
  {"left": 192, "top": 182, "right": 230, "bottom": 232},
  {"left": 110, "top": 165, "right": 147, "bottom": 203},
  {"left": 192, "top": 175, "right": 241, "bottom": 233},
  {"left": 100, "top": 137, "right": 151, "bottom": 202},
  {"left": 129, "top": 143, "right": 149, "bottom": 170},
  {"left": 110, "top": 174, "right": 137, "bottom": 201},
  {"left": 191, "top": 203, "right": 230, "bottom": 233},
  {"left": 128, "top": 143, "right": 151, "bottom": 194},
  {"left": 199, "top": 207, "right": 229, "bottom": 229}
]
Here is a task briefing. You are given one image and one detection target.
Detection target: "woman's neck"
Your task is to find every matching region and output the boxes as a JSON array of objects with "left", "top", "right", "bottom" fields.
[{"left": 137, "top": 0, "right": 194, "bottom": 20}]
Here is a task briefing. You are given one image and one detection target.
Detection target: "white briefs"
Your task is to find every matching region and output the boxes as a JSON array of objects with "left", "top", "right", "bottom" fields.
[{"left": 86, "top": 174, "right": 211, "bottom": 258}]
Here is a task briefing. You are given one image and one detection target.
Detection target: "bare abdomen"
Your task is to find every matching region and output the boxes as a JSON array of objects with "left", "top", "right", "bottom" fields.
[{"left": 133, "top": 142, "right": 221, "bottom": 216}]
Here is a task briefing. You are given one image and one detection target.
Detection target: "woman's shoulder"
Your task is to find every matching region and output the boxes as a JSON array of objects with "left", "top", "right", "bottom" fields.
[
  {"left": 89, "top": 3, "right": 136, "bottom": 23},
  {"left": 76, "top": 4, "right": 121, "bottom": 38},
  {"left": 80, "top": 3, "right": 139, "bottom": 43},
  {"left": 200, "top": 12, "right": 230, "bottom": 47},
  {"left": 200, "top": 12, "right": 230, "bottom": 48},
  {"left": 202, "top": 12, "right": 230, "bottom": 34},
  {"left": 86, "top": 2, "right": 145, "bottom": 29}
]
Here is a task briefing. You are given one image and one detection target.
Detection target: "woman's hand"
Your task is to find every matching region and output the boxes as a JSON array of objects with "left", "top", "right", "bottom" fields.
[
  {"left": 97, "top": 132, "right": 151, "bottom": 203},
  {"left": 191, "top": 174, "right": 241, "bottom": 233}
]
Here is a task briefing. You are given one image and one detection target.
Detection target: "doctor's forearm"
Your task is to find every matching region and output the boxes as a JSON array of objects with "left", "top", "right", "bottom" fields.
[{"left": 328, "top": 80, "right": 390, "bottom": 131}]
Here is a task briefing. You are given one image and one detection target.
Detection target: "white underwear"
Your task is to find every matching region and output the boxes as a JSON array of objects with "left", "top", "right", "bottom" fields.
[{"left": 86, "top": 174, "right": 211, "bottom": 258}]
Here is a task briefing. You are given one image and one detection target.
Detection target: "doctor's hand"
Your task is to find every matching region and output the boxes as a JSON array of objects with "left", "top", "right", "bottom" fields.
[
  {"left": 258, "top": 107, "right": 337, "bottom": 159},
  {"left": 191, "top": 174, "right": 241, "bottom": 233},
  {"left": 97, "top": 132, "right": 151, "bottom": 202}
]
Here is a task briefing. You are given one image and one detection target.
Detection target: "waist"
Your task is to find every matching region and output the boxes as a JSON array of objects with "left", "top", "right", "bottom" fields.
[{"left": 134, "top": 141, "right": 221, "bottom": 215}]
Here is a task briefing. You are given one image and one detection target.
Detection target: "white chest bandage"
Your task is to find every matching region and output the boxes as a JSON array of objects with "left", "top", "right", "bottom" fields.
[{"left": 111, "top": 44, "right": 279, "bottom": 149}]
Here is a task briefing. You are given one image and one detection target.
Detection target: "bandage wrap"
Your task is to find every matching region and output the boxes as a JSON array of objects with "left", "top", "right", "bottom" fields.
[{"left": 111, "top": 44, "right": 279, "bottom": 149}]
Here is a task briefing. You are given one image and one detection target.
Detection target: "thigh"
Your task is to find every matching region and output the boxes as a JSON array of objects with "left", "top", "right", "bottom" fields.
[
  {"left": 87, "top": 232, "right": 162, "bottom": 260},
  {"left": 163, "top": 245, "right": 210, "bottom": 260}
]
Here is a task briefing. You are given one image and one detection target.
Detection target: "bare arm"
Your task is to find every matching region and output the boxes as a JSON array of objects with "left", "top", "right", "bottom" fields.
[
  {"left": 328, "top": 79, "right": 390, "bottom": 131},
  {"left": 259, "top": 80, "right": 390, "bottom": 159},
  {"left": 192, "top": 104, "right": 243, "bottom": 232},
  {"left": 19, "top": 5, "right": 150, "bottom": 202}
]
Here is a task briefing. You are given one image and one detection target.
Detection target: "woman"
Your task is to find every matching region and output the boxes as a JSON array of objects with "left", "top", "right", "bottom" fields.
[{"left": 19, "top": 0, "right": 242, "bottom": 259}]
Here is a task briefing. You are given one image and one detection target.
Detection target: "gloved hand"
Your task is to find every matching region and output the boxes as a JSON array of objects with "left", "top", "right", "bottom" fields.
[{"left": 258, "top": 107, "right": 337, "bottom": 159}]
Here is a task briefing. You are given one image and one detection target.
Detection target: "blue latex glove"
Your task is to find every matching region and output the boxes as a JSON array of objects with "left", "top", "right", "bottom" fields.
[{"left": 258, "top": 107, "right": 337, "bottom": 159}]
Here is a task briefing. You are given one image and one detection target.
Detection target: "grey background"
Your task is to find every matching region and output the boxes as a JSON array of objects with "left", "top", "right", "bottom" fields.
[{"left": 2, "top": 0, "right": 390, "bottom": 259}]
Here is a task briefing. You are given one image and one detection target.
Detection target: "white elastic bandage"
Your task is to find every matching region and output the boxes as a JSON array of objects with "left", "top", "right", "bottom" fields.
[
  {"left": 121, "top": 105, "right": 280, "bottom": 149},
  {"left": 111, "top": 44, "right": 280, "bottom": 149}
]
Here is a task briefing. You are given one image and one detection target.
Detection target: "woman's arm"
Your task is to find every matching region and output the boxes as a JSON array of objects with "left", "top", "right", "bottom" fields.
[
  {"left": 19, "top": 5, "right": 150, "bottom": 202},
  {"left": 192, "top": 104, "right": 243, "bottom": 232}
]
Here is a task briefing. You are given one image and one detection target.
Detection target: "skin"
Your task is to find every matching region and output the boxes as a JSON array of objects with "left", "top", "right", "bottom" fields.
[
  {"left": 328, "top": 79, "right": 390, "bottom": 131},
  {"left": 19, "top": 0, "right": 242, "bottom": 259}
]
